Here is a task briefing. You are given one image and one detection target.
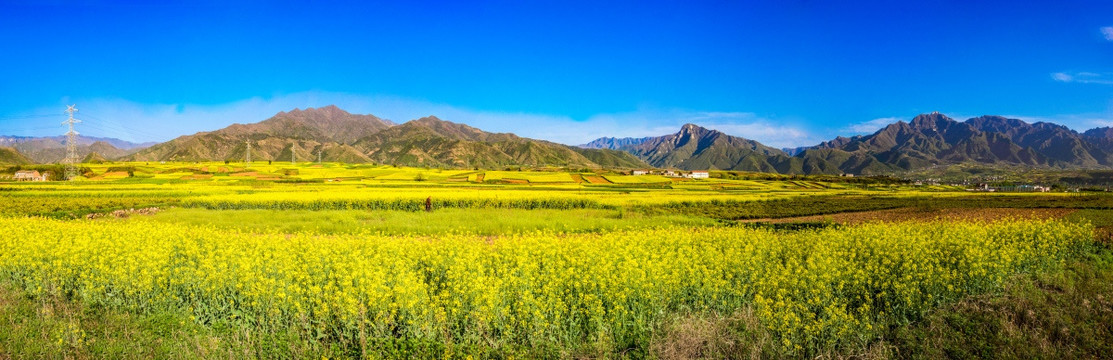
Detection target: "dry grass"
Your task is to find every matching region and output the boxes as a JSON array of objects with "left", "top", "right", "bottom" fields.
[{"left": 650, "top": 309, "right": 773, "bottom": 360}]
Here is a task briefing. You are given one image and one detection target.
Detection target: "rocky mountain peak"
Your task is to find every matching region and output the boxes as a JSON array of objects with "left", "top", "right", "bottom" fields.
[
  {"left": 1083, "top": 127, "right": 1113, "bottom": 139},
  {"left": 909, "top": 112, "right": 955, "bottom": 131},
  {"left": 678, "top": 123, "right": 710, "bottom": 137}
]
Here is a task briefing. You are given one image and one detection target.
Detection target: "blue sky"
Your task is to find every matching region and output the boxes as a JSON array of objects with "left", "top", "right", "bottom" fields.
[{"left": 1, "top": 0, "right": 1112, "bottom": 148}]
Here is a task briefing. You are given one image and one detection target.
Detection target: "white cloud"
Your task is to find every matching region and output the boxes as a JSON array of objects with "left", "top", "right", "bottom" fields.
[
  {"left": 1102, "top": 26, "right": 1113, "bottom": 41},
  {"left": 1052, "top": 71, "right": 1113, "bottom": 85},
  {"left": 5, "top": 91, "right": 819, "bottom": 148},
  {"left": 844, "top": 117, "right": 901, "bottom": 134}
]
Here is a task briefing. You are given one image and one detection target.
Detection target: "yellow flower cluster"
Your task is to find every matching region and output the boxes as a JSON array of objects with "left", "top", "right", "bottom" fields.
[{"left": 0, "top": 217, "right": 1089, "bottom": 353}]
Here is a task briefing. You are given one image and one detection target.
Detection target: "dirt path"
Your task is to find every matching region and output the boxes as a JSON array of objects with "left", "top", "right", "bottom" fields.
[{"left": 740, "top": 207, "right": 1077, "bottom": 225}]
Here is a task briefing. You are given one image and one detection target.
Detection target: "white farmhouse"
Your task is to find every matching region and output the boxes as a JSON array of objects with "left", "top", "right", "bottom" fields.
[{"left": 14, "top": 170, "right": 46, "bottom": 181}]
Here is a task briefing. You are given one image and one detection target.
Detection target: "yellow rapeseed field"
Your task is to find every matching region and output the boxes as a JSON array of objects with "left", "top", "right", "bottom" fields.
[{"left": 0, "top": 216, "right": 1089, "bottom": 355}]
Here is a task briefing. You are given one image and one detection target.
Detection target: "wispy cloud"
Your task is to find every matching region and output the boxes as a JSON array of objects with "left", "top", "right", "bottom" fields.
[
  {"left": 1051, "top": 71, "right": 1113, "bottom": 85},
  {"left": 2, "top": 91, "right": 820, "bottom": 148},
  {"left": 844, "top": 117, "right": 900, "bottom": 134},
  {"left": 1102, "top": 26, "right": 1113, "bottom": 41}
]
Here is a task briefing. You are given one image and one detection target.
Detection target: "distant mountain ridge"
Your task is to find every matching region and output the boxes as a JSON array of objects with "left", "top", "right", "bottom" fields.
[
  {"left": 0, "top": 135, "right": 153, "bottom": 150},
  {"left": 126, "top": 105, "right": 395, "bottom": 163},
  {"left": 792, "top": 113, "right": 1113, "bottom": 173},
  {"left": 0, "top": 135, "right": 150, "bottom": 164},
  {"left": 621, "top": 123, "right": 791, "bottom": 172},
  {"left": 580, "top": 136, "right": 653, "bottom": 150},
  {"left": 584, "top": 112, "right": 1113, "bottom": 175},
  {"left": 12, "top": 106, "right": 1113, "bottom": 175},
  {"left": 214, "top": 105, "right": 394, "bottom": 143},
  {"left": 126, "top": 106, "right": 647, "bottom": 169}
]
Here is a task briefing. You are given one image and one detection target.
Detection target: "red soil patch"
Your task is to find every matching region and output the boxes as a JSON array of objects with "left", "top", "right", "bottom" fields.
[{"left": 582, "top": 175, "right": 612, "bottom": 184}]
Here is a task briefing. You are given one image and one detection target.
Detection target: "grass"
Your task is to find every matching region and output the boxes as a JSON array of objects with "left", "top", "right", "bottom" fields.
[
  {"left": 885, "top": 243, "right": 1113, "bottom": 359},
  {"left": 0, "top": 282, "right": 221, "bottom": 359},
  {"left": 603, "top": 174, "right": 672, "bottom": 184},
  {"left": 0, "top": 282, "right": 361, "bottom": 359},
  {"left": 138, "top": 207, "right": 720, "bottom": 235}
]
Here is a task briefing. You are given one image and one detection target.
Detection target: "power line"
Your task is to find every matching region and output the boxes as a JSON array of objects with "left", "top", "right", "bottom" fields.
[
  {"left": 77, "top": 112, "right": 166, "bottom": 141},
  {"left": 78, "top": 122, "right": 164, "bottom": 142},
  {"left": 0, "top": 114, "right": 61, "bottom": 121},
  {"left": 0, "top": 125, "right": 65, "bottom": 133},
  {"left": 70, "top": 112, "right": 166, "bottom": 143}
]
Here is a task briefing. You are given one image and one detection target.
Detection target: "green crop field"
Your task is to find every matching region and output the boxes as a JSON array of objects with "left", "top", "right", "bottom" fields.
[{"left": 1, "top": 162, "right": 1110, "bottom": 358}]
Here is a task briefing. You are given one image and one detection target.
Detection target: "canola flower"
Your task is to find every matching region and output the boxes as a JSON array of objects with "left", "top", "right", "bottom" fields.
[{"left": 0, "top": 217, "right": 1090, "bottom": 355}]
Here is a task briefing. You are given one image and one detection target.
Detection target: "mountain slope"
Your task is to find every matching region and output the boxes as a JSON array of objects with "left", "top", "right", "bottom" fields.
[
  {"left": 216, "top": 105, "right": 393, "bottom": 143},
  {"left": 352, "top": 116, "right": 647, "bottom": 168},
  {"left": 0, "top": 135, "right": 152, "bottom": 151},
  {"left": 82, "top": 152, "right": 109, "bottom": 164},
  {"left": 0, "top": 147, "right": 32, "bottom": 165},
  {"left": 800, "top": 113, "right": 1113, "bottom": 174},
  {"left": 965, "top": 116, "right": 1110, "bottom": 167},
  {"left": 585, "top": 113, "right": 1113, "bottom": 175},
  {"left": 579, "top": 136, "right": 654, "bottom": 150},
  {"left": 127, "top": 105, "right": 394, "bottom": 162},
  {"left": 584, "top": 124, "right": 792, "bottom": 172},
  {"left": 127, "top": 108, "right": 646, "bottom": 168},
  {"left": 107, "top": 108, "right": 1113, "bottom": 173},
  {"left": 0, "top": 136, "right": 144, "bottom": 163}
]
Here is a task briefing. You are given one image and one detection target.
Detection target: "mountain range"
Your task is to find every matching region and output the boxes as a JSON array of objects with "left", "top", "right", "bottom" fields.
[
  {"left": 122, "top": 105, "right": 646, "bottom": 169},
  {"left": 0, "top": 135, "right": 153, "bottom": 164},
  {"left": 6, "top": 106, "right": 1113, "bottom": 175},
  {"left": 583, "top": 112, "right": 1113, "bottom": 174}
]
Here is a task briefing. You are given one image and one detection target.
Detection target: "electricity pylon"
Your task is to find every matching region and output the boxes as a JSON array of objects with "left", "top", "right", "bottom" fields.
[
  {"left": 245, "top": 140, "right": 252, "bottom": 168},
  {"left": 62, "top": 105, "right": 81, "bottom": 180}
]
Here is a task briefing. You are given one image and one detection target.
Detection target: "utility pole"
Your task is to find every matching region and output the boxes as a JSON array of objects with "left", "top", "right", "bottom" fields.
[
  {"left": 318, "top": 149, "right": 322, "bottom": 164},
  {"left": 290, "top": 141, "right": 296, "bottom": 164},
  {"left": 245, "top": 140, "right": 252, "bottom": 168},
  {"left": 62, "top": 105, "right": 81, "bottom": 180}
]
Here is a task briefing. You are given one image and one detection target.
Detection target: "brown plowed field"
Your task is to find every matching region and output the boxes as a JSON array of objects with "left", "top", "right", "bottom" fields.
[{"left": 582, "top": 175, "right": 612, "bottom": 184}]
